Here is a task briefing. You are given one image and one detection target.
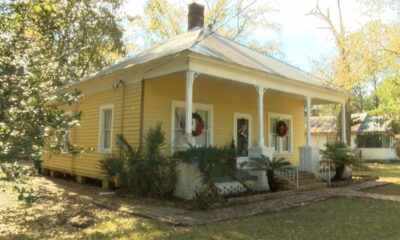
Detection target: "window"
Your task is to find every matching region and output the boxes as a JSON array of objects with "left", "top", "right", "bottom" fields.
[
  {"left": 357, "top": 134, "right": 393, "bottom": 149},
  {"left": 268, "top": 113, "right": 292, "bottom": 153},
  {"left": 99, "top": 105, "right": 114, "bottom": 152},
  {"left": 171, "top": 101, "right": 212, "bottom": 152}
]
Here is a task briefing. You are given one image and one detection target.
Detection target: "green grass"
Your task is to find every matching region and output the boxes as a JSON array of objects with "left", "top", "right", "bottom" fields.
[
  {"left": 73, "top": 197, "right": 400, "bottom": 240},
  {"left": 354, "top": 162, "right": 400, "bottom": 195},
  {"left": 354, "top": 163, "right": 400, "bottom": 182},
  {"left": 5, "top": 162, "right": 400, "bottom": 239},
  {"left": 365, "top": 184, "right": 400, "bottom": 195}
]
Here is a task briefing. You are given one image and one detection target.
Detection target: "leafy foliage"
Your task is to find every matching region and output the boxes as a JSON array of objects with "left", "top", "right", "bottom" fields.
[
  {"left": 320, "top": 142, "right": 358, "bottom": 167},
  {"left": 244, "top": 155, "right": 291, "bottom": 172},
  {"left": 0, "top": 0, "right": 125, "bottom": 162},
  {"left": 176, "top": 144, "right": 236, "bottom": 184},
  {"left": 131, "top": 0, "right": 283, "bottom": 58},
  {"left": 243, "top": 155, "right": 291, "bottom": 192},
  {"left": 320, "top": 142, "right": 359, "bottom": 181},
  {"left": 99, "top": 124, "right": 176, "bottom": 198}
]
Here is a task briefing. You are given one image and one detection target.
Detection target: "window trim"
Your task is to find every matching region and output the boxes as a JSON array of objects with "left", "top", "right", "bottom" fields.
[
  {"left": 268, "top": 112, "right": 293, "bottom": 154},
  {"left": 233, "top": 112, "right": 252, "bottom": 155},
  {"left": 98, "top": 104, "right": 114, "bottom": 153},
  {"left": 170, "top": 100, "right": 214, "bottom": 153}
]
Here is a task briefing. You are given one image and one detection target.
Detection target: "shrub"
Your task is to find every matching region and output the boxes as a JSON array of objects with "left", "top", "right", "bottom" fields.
[
  {"left": 176, "top": 144, "right": 236, "bottom": 184},
  {"left": 0, "top": 161, "right": 33, "bottom": 181},
  {"left": 13, "top": 186, "right": 38, "bottom": 204},
  {"left": 243, "top": 155, "right": 291, "bottom": 192},
  {"left": 320, "top": 141, "right": 359, "bottom": 181},
  {"left": 99, "top": 124, "right": 176, "bottom": 198}
]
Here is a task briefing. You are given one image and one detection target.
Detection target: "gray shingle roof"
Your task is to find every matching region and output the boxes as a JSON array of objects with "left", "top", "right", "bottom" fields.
[
  {"left": 71, "top": 28, "right": 333, "bottom": 89},
  {"left": 311, "top": 113, "right": 393, "bottom": 134},
  {"left": 310, "top": 116, "right": 337, "bottom": 133}
]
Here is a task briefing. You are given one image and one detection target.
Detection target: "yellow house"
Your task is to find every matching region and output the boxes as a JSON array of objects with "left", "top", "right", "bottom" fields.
[{"left": 42, "top": 3, "right": 348, "bottom": 195}]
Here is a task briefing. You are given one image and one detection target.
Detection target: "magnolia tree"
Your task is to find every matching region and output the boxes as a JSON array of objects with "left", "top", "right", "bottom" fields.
[{"left": 0, "top": 0, "right": 125, "bottom": 162}]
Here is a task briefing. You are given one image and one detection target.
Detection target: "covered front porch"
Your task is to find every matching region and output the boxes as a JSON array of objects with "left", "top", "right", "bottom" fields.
[
  {"left": 180, "top": 69, "right": 348, "bottom": 171},
  {"left": 142, "top": 68, "right": 347, "bottom": 199}
]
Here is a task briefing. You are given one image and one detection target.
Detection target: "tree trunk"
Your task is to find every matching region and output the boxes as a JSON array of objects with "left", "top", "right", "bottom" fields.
[
  {"left": 332, "top": 164, "right": 345, "bottom": 181},
  {"left": 267, "top": 169, "right": 278, "bottom": 192}
]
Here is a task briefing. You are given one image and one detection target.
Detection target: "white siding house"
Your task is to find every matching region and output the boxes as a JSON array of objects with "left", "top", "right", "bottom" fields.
[{"left": 311, "top": 113, "right": 397, "bottom": 161}]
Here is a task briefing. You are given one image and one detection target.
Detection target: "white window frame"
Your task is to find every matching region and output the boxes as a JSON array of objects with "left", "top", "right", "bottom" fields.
[
  {"left": 233, "top": 112, "right": 252, "bottom": 155},
  {"left": 98, "top": 104, "right": 114, "bottom": 153},
  {"left": 268, "top": 112, "right": 293, "bottom": 154},
  {"left": 171, "top": 100, "right": 214, "bottom": 153}
]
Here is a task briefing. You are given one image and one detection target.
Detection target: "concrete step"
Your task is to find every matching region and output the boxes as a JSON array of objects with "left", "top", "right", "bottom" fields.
[
  {"left": 298, "top": 178, "right": 324, "bottom": 185},
  {"left": 299, "top": 182, "right": 327, "bottom": 191},
  {"left": 298, "top": 173, "right": 316, "bottom": 180}
]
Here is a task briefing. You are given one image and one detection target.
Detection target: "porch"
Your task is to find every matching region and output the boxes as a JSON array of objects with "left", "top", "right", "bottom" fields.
[{"left": 142, "top": 71, "right": 347, "bottom": 199}]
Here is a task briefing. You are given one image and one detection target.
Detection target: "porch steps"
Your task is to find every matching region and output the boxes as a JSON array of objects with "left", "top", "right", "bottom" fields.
[
  {"left": 281, "top": 172, "right": 327, "bottom": 191},
  {"left": 298, "top": 172, "right": 327, "bottom": 191}
]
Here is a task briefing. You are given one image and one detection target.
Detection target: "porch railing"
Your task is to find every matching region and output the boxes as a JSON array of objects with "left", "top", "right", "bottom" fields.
[
  {"left": 312, "top": 160, "right": 332, "bottom": 187},
  {"left": 275, "top": 166, "right": 299, "bottom": 190}
]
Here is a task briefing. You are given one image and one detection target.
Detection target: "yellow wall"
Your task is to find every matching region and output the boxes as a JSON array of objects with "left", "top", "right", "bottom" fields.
[
  {"left": 143, "top": 73, "right": 305, "bottom": 163},
  {"left": 42, "top": 81, "right": 142, "bottom": 179},
  {"left": 43, "top": 71, "right": 306, "bottom": 180}
]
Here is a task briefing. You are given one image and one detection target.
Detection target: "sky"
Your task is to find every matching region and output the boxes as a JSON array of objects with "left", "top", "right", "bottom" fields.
[{"left": 121, "top": 0, "right": 385, "bottom": 72}]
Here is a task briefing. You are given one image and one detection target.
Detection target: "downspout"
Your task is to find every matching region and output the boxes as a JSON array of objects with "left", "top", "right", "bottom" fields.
[
  {"left": 139, "top": 78, "right": 145, "bottom": 149},
  {"left": 120, "top": 81, "right": 126, "bottom": 134}
]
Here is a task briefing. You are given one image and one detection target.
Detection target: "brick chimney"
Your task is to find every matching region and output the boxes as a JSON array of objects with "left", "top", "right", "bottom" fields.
[{"left": 188, "top": 2, "right": 204, "bottom": 31}]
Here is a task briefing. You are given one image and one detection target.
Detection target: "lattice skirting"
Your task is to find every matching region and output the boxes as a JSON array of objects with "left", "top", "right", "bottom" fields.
[{"left": 214, "top": 180, "right": 256, "bottom": 196}]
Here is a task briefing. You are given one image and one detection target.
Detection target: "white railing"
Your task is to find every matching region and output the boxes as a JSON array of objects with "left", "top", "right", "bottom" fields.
[
  {"left": 312, "top": 159, "right": 332, "bottom": 187},
  {"left": 275, "top": 166, "right": 299, "bottom": 190}
]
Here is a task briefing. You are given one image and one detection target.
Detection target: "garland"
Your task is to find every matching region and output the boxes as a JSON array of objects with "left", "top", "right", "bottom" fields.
[
  {"left": 192, "top": 112, "right": 205, "bottom": 136},
  {"left": 276, "top": 120, "right": 289, "bottom": 137}
]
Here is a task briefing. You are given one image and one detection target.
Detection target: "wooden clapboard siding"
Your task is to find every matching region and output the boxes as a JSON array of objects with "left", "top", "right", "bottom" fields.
[
  {"left": 43, "top": 71, "right": 306, "bottom": 179},
  {"left": 143, "top": 73, "right": 305, "bottom": 163},
  {"left": 42, "top": 80, "right": 142, "bottom": 179}
]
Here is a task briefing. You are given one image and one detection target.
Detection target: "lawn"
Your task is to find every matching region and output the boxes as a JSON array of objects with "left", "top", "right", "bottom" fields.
[
  {"left": 354, "top": 162, "right": 400, "bottom": 196},
  {"left": 2, "top": 163, "right": 400, "bottom": 239},
  {"left": 76, "top": 197, "right": 400, "bottom": 240},
  {"left": 354, "top": 162, "right": 400, "bottom": 183}
]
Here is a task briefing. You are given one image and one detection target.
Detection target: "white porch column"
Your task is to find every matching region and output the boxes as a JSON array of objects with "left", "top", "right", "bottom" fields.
[
  {"left": 185, "top": 71, "right": 195, "bottom": 143},
  {"left": 256, "top": 86, "right": 266, "bottom": 147},
  {"left": 248, "top": 86, "right": 273, "bottom": 191},
  {"left": 299, "top": 96, "right": 319, "bottom": 173},
  {"left": 341, "top": 102, "right": 347, "bottom": 144},
  {"left": 305, "top": 96, "right": 312, "bottom": 146}
]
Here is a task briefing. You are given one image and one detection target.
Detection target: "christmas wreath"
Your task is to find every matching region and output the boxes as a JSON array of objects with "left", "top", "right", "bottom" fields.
[
  {"left": 192, "top": 112, "right": 204, "bottom": 136},
  {"left": 276, "top": 120, "right": 289, "bottom": 137}
]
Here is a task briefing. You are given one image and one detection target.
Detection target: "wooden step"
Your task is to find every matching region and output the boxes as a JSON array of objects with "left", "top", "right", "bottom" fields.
[{"left": 299, "top": 182, "right": 327, "bottom": 191}]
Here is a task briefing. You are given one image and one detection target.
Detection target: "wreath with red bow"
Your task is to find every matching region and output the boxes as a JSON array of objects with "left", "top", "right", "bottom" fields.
[
  {"left": 276, "top": 120, "right": 289, "bottom": 137},
  {"left": 192, "top": 112, "right": 205, "bottom": 136}
]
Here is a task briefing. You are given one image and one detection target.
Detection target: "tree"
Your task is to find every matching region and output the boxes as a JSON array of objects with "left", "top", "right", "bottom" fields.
[
  {"left": 307, "top": 0, "right": 353, "bottom": 144},
  {"left": 131, "top": 0, "right": 283, "bottom": 58},
  {"left": 0, "top": 0, "right": 125, "bottom": 162},
  {"left": 370, "top": 75, "right": 400, "bottom": 121}
]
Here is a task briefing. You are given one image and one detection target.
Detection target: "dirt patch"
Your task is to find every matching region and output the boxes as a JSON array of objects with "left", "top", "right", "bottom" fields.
[{"left": 0, "top": 176, "right": 122, "bottom": 239}]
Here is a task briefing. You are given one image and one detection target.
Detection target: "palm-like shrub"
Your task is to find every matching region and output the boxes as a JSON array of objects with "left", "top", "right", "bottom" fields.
[
  {"left": 176, "top": 145, "right": 236, "bottom": 184},
  {"left": 141, "top": 124, "right": 176, "bottom": 197},
  {"left": 320, "top": 142, "right": 358, "bottom": 181},
  {"left": 244, "top": 155, "right": 291, "bottom": 192},
  {"left": 99, "top": 124, "right": 176, "bottom": 197}
]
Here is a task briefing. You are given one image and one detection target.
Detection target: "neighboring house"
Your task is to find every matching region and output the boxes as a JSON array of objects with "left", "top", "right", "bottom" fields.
[
  {"left": 311, "top": 113, "right": 397, "bottom": 161},
  {"left": 42, "top": 3, "right": 347, "bottom": 198}
]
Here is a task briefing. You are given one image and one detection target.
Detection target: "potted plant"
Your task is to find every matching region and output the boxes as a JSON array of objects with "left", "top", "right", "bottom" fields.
[
  {"left": 320, "top": 142, "right": 358, "bottom": 181},
  {"left": 243, "top": 155, "right": 291, "bottom": 192}
]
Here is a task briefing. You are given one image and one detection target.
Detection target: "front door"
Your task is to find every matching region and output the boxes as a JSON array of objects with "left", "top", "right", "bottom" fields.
[{"left": 234, "top": 113, "right": 252, "bottom": 157}]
